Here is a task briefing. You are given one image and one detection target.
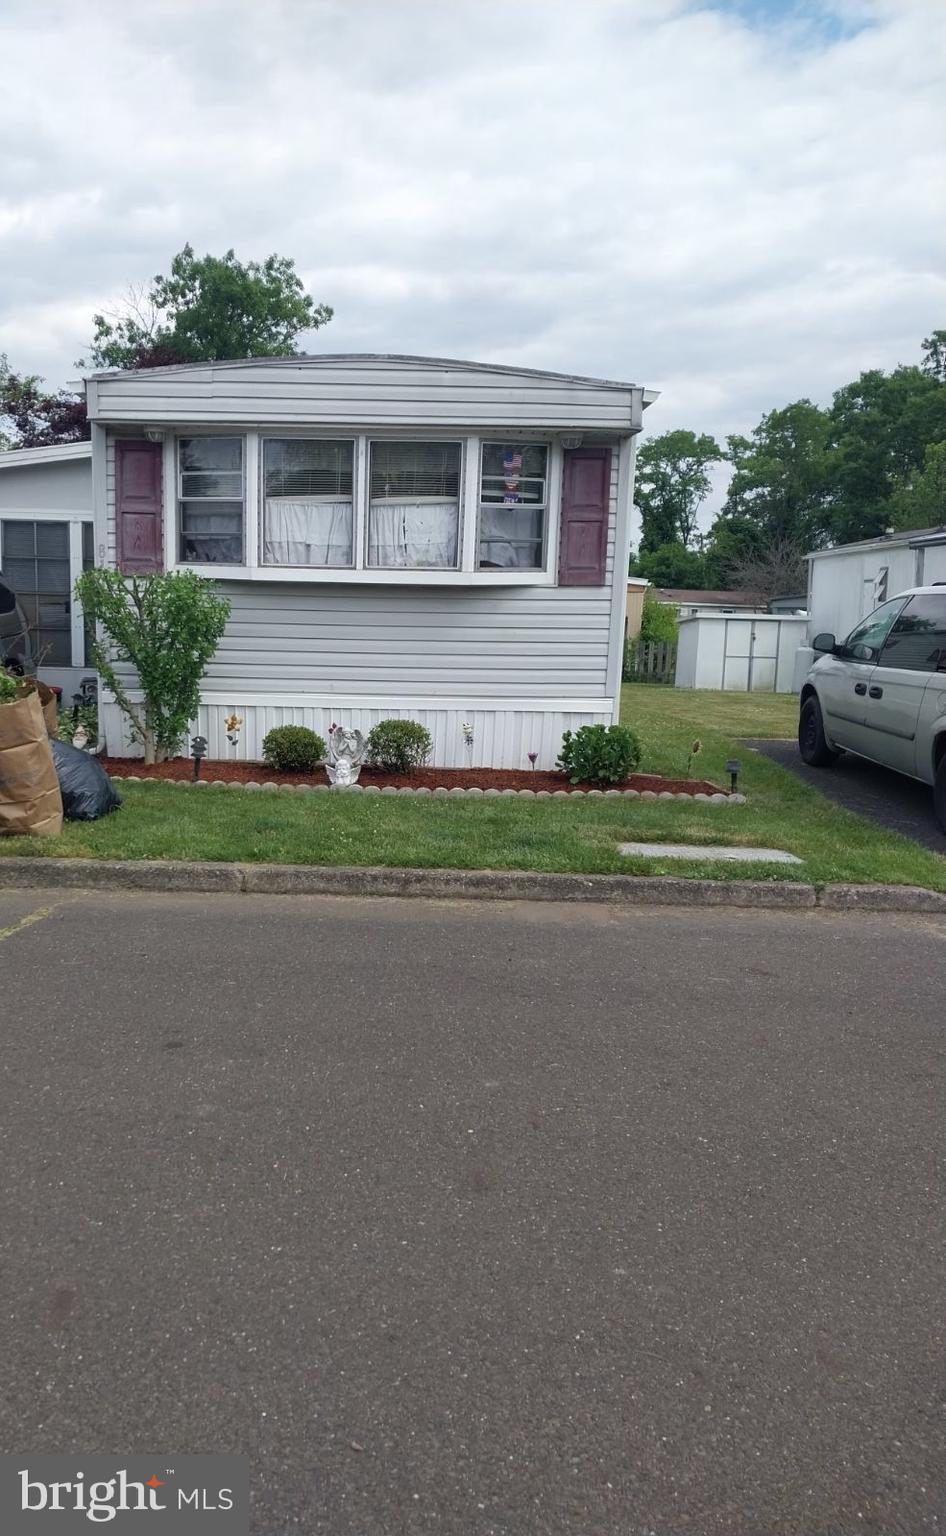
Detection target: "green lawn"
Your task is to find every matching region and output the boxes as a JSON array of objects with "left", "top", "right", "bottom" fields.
[{"left": 1, "top": 685, "right": 943, "bottom": 888}]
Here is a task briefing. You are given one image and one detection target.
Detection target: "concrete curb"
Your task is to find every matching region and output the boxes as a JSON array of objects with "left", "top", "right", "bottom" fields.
[{"left": 0, "top": 857, "right": 944, "bottom": 912}]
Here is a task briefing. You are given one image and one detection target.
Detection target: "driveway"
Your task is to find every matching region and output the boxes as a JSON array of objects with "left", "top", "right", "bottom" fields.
[
  {"left": 1, "top": 889, "right": 944, "bottom": 1535},
  {"left": 747, "top": 737, "right": 946, "bottom": 854}
]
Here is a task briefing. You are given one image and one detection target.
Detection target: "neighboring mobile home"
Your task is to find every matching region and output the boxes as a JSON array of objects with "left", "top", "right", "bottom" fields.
[
  {"left": 0, "top": 442, "right": 94, "bottom": 699},
  {"left": 79, "top": 354, "right": 654, "bottom": 765}
]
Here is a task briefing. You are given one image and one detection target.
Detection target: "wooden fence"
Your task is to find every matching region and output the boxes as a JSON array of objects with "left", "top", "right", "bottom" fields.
[{"left": 625, "top": 640, "right": 677, "bottom": 685}]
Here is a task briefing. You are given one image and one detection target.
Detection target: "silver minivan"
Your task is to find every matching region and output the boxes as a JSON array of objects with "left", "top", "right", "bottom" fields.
[{"left": 798, "top": 586, "right": 946, "bottom": 833}]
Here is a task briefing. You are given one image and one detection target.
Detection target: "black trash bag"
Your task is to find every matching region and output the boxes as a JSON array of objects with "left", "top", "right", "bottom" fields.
[{"left": 50, "top": 739, "right": 122, "bottom": 821}]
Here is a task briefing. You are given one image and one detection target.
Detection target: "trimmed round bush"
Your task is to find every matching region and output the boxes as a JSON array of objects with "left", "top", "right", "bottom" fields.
[
  {"left": 261, "top": 725, "right": 326, "bottom": 774},
  {"left": 556, "top": 723, "right": 642, "bottom": 786},
  {"left": 366, "top": 718, "right": 432, "bottom": 773}
]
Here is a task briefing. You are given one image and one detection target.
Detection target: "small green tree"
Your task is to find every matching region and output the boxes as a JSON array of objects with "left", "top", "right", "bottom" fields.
[{"left": 75, "top": 570, "right": 230, "bottom": 763}]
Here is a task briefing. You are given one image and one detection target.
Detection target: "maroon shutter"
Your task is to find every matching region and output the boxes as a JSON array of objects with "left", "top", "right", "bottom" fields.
[
  {"left": 116, "top": 439, "right": 163, "bottom": 574},
  {"left": 558, "top": 445, "right": 611, "bottom": 586}
]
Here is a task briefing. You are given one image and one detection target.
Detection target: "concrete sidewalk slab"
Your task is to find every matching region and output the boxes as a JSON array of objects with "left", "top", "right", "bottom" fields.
[{"left": 619, "top": 842, "right": 803, "bottom": 864}]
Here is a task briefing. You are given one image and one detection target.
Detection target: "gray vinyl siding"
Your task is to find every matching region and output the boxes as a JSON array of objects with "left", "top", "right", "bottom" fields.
[
  {"left": 201, "top": 583, "right": 612, "bottom": 698},
  {"left": 0, "top": 457, "right": 92, "bottom": 513},
  {"left": 102, "top": 428, "right": 618, "bottom": 700},
  {"left": 91, "top": 356, "right": 641, "bottom": 432}
]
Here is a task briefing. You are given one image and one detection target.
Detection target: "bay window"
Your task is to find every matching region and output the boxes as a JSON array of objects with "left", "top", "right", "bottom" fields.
[
  {"left": 367, "top": 440, "right": 461, "bottom": 568},
  {"left": 167, "top": 432, "right": 566, "bottom": 581},
  {"left": 479, "top": 443, "right": 548, "bottom": 569},
  {"left": 262, "top": 438, "right": 353, "bottom": 566},
  {"left": 178, "top": 436, "right": 244, "bottom": 564}
]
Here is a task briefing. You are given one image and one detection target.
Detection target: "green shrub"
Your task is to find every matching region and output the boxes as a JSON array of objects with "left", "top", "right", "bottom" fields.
[
  {"left": 58, "top": 700, "right": 99, "bottom": 747},
  {"left": 556, "top": 723, "right": 642, "bottom": 785},
  {"left": 261, "top": 725, "right": 326, "bottom": 773},
  {"left": 366, "top": 718, "right": 432, "bottom": 773},
  {"left": 639, "top": 589, "right": 678, "bottom": 645}
]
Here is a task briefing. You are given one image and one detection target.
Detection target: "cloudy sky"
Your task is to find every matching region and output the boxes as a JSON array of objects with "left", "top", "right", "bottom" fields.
[{"left": 1, "top": 0, "right": 943, "bottom": 476}]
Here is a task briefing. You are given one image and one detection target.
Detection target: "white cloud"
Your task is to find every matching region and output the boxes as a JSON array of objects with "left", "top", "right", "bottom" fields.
[{"left": 0, "top": 0, "right": 942, "bottom": 505}]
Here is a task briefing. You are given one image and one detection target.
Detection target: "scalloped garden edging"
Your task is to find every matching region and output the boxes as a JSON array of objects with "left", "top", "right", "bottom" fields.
[{"left": 107, "top": 775, "right": 747, "bottom": 805}]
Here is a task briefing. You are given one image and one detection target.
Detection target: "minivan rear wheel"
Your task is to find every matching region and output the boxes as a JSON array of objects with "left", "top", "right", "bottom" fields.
[
  {"left": 799, "top": 695, "right": 839, "bottom": 767},
  {"left": 934, "top": 753, "right": 946, "bottom": 835}
]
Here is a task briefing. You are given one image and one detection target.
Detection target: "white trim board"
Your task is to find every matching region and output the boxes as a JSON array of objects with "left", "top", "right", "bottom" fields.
[{"left": 102, "top": 690, "right": 606, "bottom": 712}]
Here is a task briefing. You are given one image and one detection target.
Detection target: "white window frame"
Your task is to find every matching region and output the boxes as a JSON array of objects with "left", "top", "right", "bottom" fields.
[
  {"left": 0, "top": 509, "right": 94, "bottom": 669},
  {"left": 164, "top": 430, "right": 565, "bottom": 586},
  {"left": 176, "top": 433, "right": 246, "bottom": 569},
  {"left": 477, "top": 440, "right": 552, "bottom": 573},
  {"left": 366, "top": 436, "right": 465, "bottom": 572},
  {"left": 260, "top": 435, "right": 357, "bottom": 571}
]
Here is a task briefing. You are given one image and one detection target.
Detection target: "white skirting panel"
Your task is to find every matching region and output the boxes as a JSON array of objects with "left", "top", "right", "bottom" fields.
[{"left": 100, "top": 694, "right": 613, "bottom": 770}]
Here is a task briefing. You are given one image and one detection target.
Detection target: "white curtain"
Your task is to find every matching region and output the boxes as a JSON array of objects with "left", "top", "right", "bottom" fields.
[
  {"left": 368, "top": 500, "right": 458, "bottom": 568},
  {"left": 478, "top": 506, "right": 539, "bottom": 569},
  {"left": 263, "top": 499, "right": 353, "bottom": 566}
]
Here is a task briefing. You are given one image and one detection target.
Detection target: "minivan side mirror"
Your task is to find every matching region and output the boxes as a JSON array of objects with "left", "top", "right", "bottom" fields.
[{"left": 812, "top": 632, "right": 836, "bottom": 654}]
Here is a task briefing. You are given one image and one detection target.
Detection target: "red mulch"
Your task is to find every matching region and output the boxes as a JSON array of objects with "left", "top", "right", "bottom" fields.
[{"left": 100, "top": 757, "right": 726, "bottom": 796}]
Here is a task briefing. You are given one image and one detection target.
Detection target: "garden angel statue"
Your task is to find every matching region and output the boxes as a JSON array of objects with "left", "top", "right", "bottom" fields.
[{"left": 326, "top": 725, "right": 366, "bottom": 786}]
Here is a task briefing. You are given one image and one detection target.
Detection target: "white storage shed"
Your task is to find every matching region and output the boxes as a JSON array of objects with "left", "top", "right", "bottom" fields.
[{"left": 675, "top": 612, "right": 809, "bottom": 693}]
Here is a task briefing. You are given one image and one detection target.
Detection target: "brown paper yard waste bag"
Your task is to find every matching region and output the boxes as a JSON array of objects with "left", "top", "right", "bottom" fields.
[
  {"left": 29, "top": 678, "right": 59, "bottom": 736},
  {"left": 0, "top": 688, "right": 64, "bottom": 837}
]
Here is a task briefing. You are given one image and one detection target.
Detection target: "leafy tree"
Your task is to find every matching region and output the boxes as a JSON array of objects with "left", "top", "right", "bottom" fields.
[
  {"left": 75, "top": 569, "right": 230, "bottom": 763},
  {"left": 634, "top": 539, "right": 707, "bottom": 589},
  {"left": 701, "top": 513, "right": 765, "bottom": 588},
  {"left": 86, "top": 244, "right": 332, "bottom": 370},
  {"left": 827, "top": 365, "right": 945, "bottom": 543},
  {"left": 635, "top": 429, "right": 724, "bottom": 553},
  {"left": 721, "top": 400, "right": 831, "bottom": 550},
  {"left": 887, "top": 440, "right": 946, "bottom": 532},
  {"left": 0, "top": 354, "right": 89, "bottom": 448},
  {"left": 921, "top": 330, "right": 946, "bottom": 384}
]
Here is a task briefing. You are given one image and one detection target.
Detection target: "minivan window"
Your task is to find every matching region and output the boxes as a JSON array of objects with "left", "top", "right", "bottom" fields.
[
  {"left": 877, "top": 594, "right": 946, "bottom": 673},
  {"left": 838, "top": 598, "right": 906, "bottom": 661}
]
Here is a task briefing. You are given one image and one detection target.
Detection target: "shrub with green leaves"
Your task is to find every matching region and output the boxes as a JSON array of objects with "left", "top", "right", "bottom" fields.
[
  {"left": 366, "top": 718, "right": 432, "bottom": 773},
  {"left": 261, "top": 725, "right": 326, "bottom": 774},
  {"left": 58, "top": 700, "right": 99, "bottom": 747},
  {"left": 556, "top": 723, "right": 642, "bottom": 785}
]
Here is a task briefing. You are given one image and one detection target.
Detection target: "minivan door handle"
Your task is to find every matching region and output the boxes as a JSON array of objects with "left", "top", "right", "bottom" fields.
[
  {"left": 854, "top": 682, "right": 867, "bottom": 695},
  {"left": 868, "top": 685, "right": 884, "bottom": 699}
]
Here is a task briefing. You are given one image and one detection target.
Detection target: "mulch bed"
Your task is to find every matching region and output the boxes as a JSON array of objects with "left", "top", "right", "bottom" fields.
[{"left": 100, "top": 757, "right": 726, "bottom": 797}]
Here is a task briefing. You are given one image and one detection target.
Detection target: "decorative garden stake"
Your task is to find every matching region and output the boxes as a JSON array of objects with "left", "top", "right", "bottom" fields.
[
  {"left": 461, "top": 720, "right": 474, "bottom": 769},
  {"left": 224, "top": 713, "right": 243, "bottom": 749},
  {"left": 190, "top": 734, "right": 208, "bottom": 780},
  {"left": 686, "top": 738, "right": 702, "bottom": 779},
  {"left": 528, "top": 751, "right": 538, "bottom": 771},
  {"left": 326, "top": 726, "right": 366, "bottom": 786}
]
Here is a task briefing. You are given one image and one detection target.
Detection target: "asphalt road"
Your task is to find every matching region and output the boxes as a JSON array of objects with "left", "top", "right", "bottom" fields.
[
  {"left": 1, "top": 889, "right": 944, "bottom": 1535},
  {"left": 747, "top": 738, "right": 946, "bottom": 854}
]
